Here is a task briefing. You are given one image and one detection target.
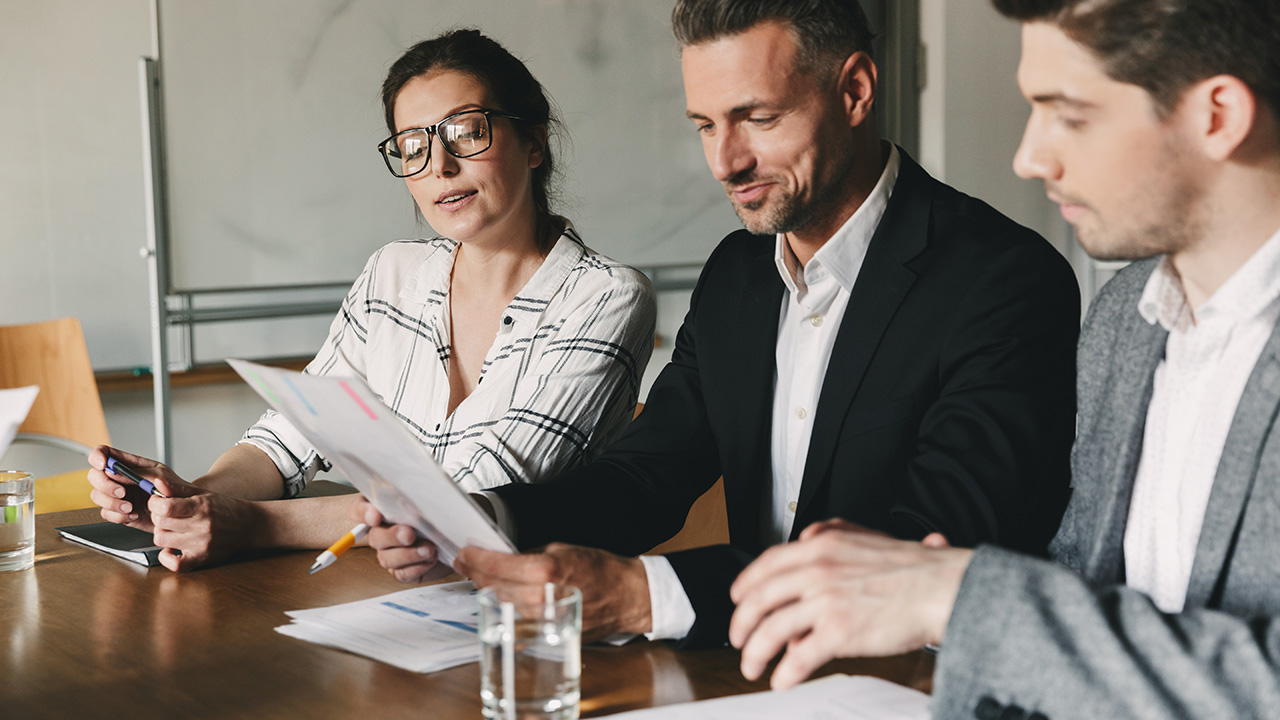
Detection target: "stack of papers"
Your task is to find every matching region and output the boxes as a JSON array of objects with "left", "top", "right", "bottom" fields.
[
  {"left": 277, "top": 581, "right": 482, "bottom": 673},
  {"left": 0, "top": 386, "right": 39, "bottom": 462},
  {"left": 599, "top": 674, "right": 931, "bottom": 720}
]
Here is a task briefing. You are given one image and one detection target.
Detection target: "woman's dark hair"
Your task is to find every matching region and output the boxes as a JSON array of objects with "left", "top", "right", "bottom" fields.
[
  {"left": 992, "top": 0, "right": 1280, "bottom": 119},
  {"left": 381, "top": 29, "right": 562, "bottom": 247}
]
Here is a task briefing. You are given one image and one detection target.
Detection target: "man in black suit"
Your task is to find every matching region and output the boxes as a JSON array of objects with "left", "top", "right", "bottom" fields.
[{"left": 364, "top": 0, "right": 1080, "bottom": 648}]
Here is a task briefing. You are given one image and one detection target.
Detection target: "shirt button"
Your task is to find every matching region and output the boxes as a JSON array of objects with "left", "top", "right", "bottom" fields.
[
  {"left": 788, "top": 501, "right": 798, "bottom": 513},
  {"left": 809, "top": 314, "right": 823, "bottom": 328},
  {"left": 795, "top": 407, "right": 807, "bottom": 420}
]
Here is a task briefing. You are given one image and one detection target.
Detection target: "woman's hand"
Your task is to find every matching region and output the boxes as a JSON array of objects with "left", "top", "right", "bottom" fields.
[
  {"left": 146, "top": 475, "right": 264, "bottom": 572},
  {"left": 87, "top": 445, "right": 264, "bottom": 572},
  {"left": 87, "top": 445, "right": 179, "bottom": 533},
  {"left": 352, "top": 498, "right": 440, "bottom": 583}
]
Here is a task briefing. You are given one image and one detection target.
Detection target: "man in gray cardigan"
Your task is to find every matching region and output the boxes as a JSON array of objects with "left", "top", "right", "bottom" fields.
[{"left": 728, "top": 1, "right": 1280, "bottom": 718}]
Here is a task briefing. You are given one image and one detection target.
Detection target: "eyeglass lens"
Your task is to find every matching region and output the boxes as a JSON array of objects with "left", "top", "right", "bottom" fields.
[{"left": 386, "top": 112, "right": 492, "bottom": 177}]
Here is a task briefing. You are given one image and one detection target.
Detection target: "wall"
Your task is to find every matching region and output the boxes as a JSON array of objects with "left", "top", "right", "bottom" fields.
[
  {"left": 0, "top": 1, "right": 153, "bottom": 369},
  {"left": 918, "top": 0, "right": 1083, "bottom": 271}
]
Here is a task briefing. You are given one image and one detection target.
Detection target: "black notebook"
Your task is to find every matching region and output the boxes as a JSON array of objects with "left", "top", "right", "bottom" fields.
[{"left": 57, "top": 522, "right": 163, "bottom": 567}]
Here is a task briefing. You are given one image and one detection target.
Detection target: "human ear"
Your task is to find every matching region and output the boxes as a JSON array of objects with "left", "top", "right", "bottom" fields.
[
  {"left": 528, "top": 124, "right": 548, "bottom": 170},
  {"left": 838, "top": 51, "right": 878, "bottom": 128},
  {"left": 1191, "top": 75, "right": 1256, "bottom": 161}
]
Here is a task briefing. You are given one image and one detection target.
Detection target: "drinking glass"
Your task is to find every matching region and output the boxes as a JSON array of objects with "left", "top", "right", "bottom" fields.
[
  {"left": 478, "top": 583, "right": 582, "bottom": 720},
  {"left": 0, "top": 471, "right": 35, "bottom": 571}
]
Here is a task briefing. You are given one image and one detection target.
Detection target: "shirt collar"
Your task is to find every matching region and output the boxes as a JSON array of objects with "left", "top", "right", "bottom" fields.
[
  {"left": 401, "top": 221, "right": 587, "bottom": 314},
  {"left": 1139, "top": 225, "right": 1280, "bottom": 332},
  {"left": 506, "top": 222, "right": 588, "bottom": 315},
  {"left": 773, "top": 143, "right": 901, "bottom": 294},
  {"left": 1137, "top": 257, "right": 1193, "bottom": 332}
]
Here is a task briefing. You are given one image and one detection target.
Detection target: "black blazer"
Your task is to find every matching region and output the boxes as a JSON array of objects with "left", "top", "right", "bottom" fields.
[{"left": 493, "top": 151, "right": 1080, "bottom": 647}]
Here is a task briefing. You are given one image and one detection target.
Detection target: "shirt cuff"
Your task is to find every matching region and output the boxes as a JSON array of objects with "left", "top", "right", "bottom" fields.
[
  {"left": 476, "top": 490, "right": 516, "bottom": 545},
  {"left": 640, "top": 555, "right": 697, "bottom": 641}
]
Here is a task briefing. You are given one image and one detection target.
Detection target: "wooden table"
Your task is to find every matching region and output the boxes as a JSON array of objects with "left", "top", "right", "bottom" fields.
[{"left": 1, "top": 508, "right": 934, "bottom": 720}]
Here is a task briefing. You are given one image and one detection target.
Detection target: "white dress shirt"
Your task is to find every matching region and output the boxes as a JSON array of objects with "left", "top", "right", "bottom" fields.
[
  {"left": 1124, "top": 227, "right": 1280, "bottom": 612},
  {"left": 640, "top": 145, "right": 902, "bottom": 639}
]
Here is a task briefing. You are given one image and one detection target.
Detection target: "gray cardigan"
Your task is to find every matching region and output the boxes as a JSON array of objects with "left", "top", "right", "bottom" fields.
[{"left": 933, "top": 258, "right": 1280, "bottom": 720}]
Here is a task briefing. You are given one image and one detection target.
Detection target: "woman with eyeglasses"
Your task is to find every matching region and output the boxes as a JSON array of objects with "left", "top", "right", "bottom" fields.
[{"left": 86, "top": 29, "right": 657, "bottom": 573}]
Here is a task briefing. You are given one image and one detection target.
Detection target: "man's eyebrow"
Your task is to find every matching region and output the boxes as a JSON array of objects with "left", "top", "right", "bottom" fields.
[
  {"left": 685, "top": 101, "right": 769, "bottom": 121},
  {"left": 1029, "top": 93, "right": 1098, "bottom": 109}
]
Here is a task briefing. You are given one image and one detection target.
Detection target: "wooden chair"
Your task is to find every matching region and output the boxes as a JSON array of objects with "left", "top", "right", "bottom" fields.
[
  {"left": 627, "top": 403, "right": 730, "bottom": 554},
  {"left": 648, "top": 477, "right": 729, "bottom": 554},
  {"left": 0, "top": 318, "right": 110, "bottom": 513}
]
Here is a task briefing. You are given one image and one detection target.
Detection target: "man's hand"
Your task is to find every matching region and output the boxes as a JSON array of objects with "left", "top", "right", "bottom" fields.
[
  {"left": 456, "top": 543, "right": 652, "bottom": 642},
  {"left": 352, "top": 498, "right": 441, "bottom": 583},
  {"left": 729, "top": 519, "right": 973, "bottom": 690}
]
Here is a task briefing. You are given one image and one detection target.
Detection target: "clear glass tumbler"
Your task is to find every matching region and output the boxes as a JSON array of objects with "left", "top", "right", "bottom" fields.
[
  {"left": 479, "top": 583, "right": 582, "bottom": 720},
  {"left": 0, "top": 471, "right": 35, "bottom": 571}
]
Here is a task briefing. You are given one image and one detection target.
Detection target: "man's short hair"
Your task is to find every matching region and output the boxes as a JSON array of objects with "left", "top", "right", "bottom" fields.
[
  {"left": 992, "top": 0, "right": 1280, "bottom": 119},
  {"left": 671, "top": 0, "right": 875, "bottom": 79}
]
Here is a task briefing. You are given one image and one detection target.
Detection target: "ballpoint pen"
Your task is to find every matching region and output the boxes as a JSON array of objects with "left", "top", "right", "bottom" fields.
[
  {"left": 309, "top": 523, "right": 371, "bottom": 574},
  {"left": 105, "top": 455, "right": 167, "bottom": 497}
]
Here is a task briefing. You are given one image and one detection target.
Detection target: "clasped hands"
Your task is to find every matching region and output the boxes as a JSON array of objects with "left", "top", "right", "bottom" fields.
[{"left": 87, "top": 446, "right": 263, "bottom": 572}]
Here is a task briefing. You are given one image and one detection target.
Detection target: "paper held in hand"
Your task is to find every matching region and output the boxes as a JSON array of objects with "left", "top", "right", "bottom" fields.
[
  {"left": 227, "top": 359, "right": 514, "bottom": 567},
  {"left": 0, "top": 386, "right": 39, "bottom": 462}
]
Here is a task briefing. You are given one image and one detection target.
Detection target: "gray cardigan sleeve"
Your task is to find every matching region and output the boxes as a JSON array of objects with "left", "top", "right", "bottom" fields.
[{"left": 931, "top": 545, "right": 1280, "bottom": 720}]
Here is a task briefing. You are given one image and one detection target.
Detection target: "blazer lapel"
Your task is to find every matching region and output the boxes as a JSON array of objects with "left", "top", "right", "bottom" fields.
[
  {"left": 725, "top": 251, "right": 785, "bottom": 551},
  {"left": 1183, "top": 325, "right": 1280, "bottom": 608},
  {"left": 791, "top": 156, "right": 927, "bottom": 532},
  {"left": 1079, "top": 316, "right": 1166, "bottom": 583}
]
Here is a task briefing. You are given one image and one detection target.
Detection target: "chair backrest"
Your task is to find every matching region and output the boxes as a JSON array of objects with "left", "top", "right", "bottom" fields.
[
  {"left": 0, "top": 317, "right": 110, "bottom": 448},
  {"left": 648, "top": 477, "right": 729, "bottom": 554}
]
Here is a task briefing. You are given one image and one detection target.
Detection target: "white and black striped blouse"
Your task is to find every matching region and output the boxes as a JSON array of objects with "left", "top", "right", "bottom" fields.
[{"left": 240, "top": 224, "right": 656, "bottom": 496}]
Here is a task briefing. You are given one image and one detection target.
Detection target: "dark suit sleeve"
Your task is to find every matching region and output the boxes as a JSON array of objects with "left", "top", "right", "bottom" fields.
[
  {"left": 663, "top": 545, "right": 755, "bottom": 648},
  {"left": 490, "top": 243, "right": 727, "bottom": 556},
  {"left": 886, "top": 241, "right": 1079, "bottom": 554},
  {"left": 932, "top": 546, "right": 1280, "bottom": 720}
]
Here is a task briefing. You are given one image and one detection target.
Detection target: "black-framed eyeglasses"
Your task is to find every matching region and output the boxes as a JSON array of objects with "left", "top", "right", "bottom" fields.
[{"left": 377, "top": 108, "right": 526, "bottom": 178}]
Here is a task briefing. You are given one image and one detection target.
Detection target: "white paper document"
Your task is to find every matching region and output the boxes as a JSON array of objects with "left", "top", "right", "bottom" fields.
[
  {"left": 227, "top": 359, "right": 514, "bottom": 567},
  {"left": 599, "top": 674, "right": 931, "bottom": 720},
  {"left": 0, "top": 386, "right": 39, "bottom": 462},
  {"left": 277, "top": 580, "right": 482, "bottom": 673}
]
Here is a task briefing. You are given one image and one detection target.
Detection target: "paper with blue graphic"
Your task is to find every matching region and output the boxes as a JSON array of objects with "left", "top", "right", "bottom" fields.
[{"left": 276, "top": 580, "right": 482, "bottom": 672}]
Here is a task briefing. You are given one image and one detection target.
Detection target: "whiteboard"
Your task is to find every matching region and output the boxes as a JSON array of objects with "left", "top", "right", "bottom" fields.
[{"left": 159, "top": 0, "right": 739, "bottom": 291}]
